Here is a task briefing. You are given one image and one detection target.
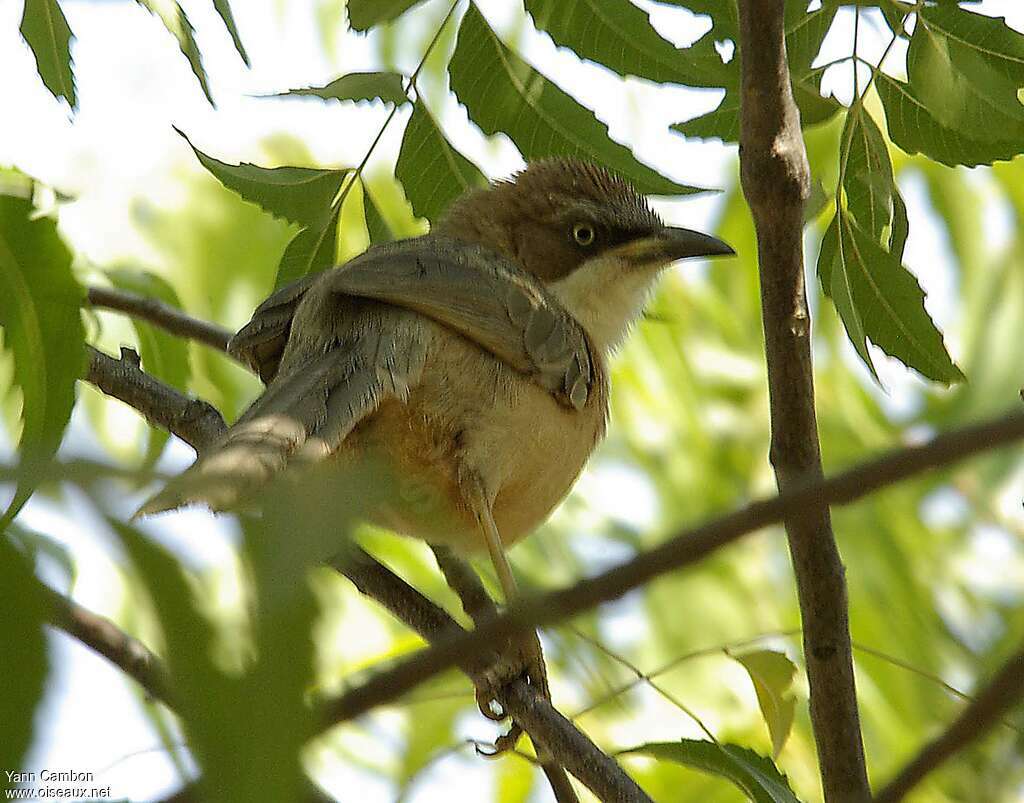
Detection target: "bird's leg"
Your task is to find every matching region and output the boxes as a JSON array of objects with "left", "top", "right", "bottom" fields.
[{"left": 463, "top": 477, "right": 550, "bottom": 747}]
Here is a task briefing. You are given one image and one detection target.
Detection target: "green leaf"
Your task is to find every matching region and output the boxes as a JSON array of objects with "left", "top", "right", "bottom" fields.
[
  {"left": 524, "top": 0, "right": 729, "bottom": 86},
  {"left": 8, "top": 523, "right": 76, "bottom": 589},
  {"left": 842, "top": 106, "right": 897, "bottom": 244},
  {"left": 819, "top": 215, "right": 877, "bottom": 380},
  {"left": 877, "top": 6, "right": 1024, "bottom": 167},
  {"left": 19, "top": 0, "right": 76, "bottom": 109},
  {"left": 212, "top": 0, "right": 250, "bottom": 66},
  {"left": 875, "top": 72, "right": 1020, "bottom": 168},
  {"left": 910, "top": 7, "right": 1024, "bottom": 145},
  {"left": 395, "top": 101, "right": 488, "bottom": 223},
  {"left": 347, "top": 0, "right": 428, "bottom": 31},
  {"left": 177, "top": 128, "right": 347, "bottom": 228},
  {"left": 361, "top": 181, "right": 394, "bottom": 245},
  {"left": 104, "top": 269, "right": 190, "bottom": 467},
  {"left": 274, "top": 202, "right": 341, "bottom": 291},
  {"left": 135, "top": 0, "right": 214, "bottom": 106},
  {"left": 671, "top": 7, "right": 840, "bottom": 143},
  {"left": 269, "top": 71, "right": 408, "bottom": 106},
  {"left": 827, "top": 209, "right": 964, "bottom": 384},
  {"left": 623, "top": 740, "right": 802, "bottom": 803},
  {"left": 0, "top": 536, "right": 49, "bottom": 796},
  {"left": 730, "top": 649, "right": 797, "bottom": 758},
  {"left": 449, "top": 5, "right": 705, "bottom": 196},
  {"left": 0, "top": 195, "right": 85, "bottom": 524}
]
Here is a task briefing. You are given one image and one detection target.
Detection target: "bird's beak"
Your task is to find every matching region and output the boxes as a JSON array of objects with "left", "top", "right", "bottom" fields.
[
  {"left": 651, "top": 226, "right": 735, "bottom": 262},
  {"left": 612, "top": 226, "right": 735, "bottom": 267}
]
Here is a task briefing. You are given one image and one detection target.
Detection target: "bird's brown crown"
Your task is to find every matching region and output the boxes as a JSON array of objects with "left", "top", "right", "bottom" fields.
[{"left": 436, "top": 158, "right": 663, "bottom": 282}]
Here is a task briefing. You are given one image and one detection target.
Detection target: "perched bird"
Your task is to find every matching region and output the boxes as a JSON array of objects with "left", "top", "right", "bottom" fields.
[{"left": 139, "top": 158, "right": 732, "bottom": 613}]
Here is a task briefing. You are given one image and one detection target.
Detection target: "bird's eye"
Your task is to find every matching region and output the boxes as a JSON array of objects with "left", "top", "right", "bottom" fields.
[{"left": 572, "top": 222, "right": 596, "bottom": 246}]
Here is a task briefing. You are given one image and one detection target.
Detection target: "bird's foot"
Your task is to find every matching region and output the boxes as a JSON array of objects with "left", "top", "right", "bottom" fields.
[{"left": 473, "top": 629, "right": 550, "bottom": 755}]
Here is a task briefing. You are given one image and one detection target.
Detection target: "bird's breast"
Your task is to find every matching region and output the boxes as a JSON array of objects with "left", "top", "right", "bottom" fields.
[{"left": 347, "top": 329, "right": 609, "bottom": 553}]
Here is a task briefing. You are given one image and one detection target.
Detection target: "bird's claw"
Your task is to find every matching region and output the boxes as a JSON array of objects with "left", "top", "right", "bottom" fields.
[{"left": 472, "top": 630, "right": 550, "bottom": 753}]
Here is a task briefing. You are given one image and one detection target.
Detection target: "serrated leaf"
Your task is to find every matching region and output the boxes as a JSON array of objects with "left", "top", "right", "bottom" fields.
[
  {"left": 876, "top": 72, "right": 1021, "bottom": 167},
  {"left": 819, "top": 215, "right": 878, "bottom": 380},
  {"left": 135, "top": 0, "right": 213, "bottom": 106},
  {"left": 269, "top": 71, "right": 408, "bottom": 106},
  {"left": 842, "top": 106, "right": 897, "bottom": 244},
  {"left": 361, "top": 181, "right": 393, "bottom": 245},
  {"left": 524, "top": 0, "right": 728, "bottom": 87},
  {"left": 177, "top": 128, "right": 347, "bottom": 228},
  {"left": 0, "top": 195, "right": 85, "bottom": 524},
  {"left": 19, "top": 0, "right": 76, "bottom": 109},
  {"left": 347, "top": 0, "right": 428, "bottom": 31},
  {"left": 449, "top": 5, "right": 705, "bottom": 196},
  {"left": 910, "top": 7, "right": 1024, "bottom": 145},
  {"left": 212, "top": 0, "right": 249, "bottom": 66},
  {"left": 671, "top": 7, "right": 839, "bottom": 143},
  {"left": 830, "top": 209, "right": 963, "bottom": 384},
  {"left": 104, "top": 269, "right": 190, "bottom": 467},
  {"left": 0, "top": 536, "right": 49, "bottom": 797},
  {"left": 919, "top": 5, "right": 1024, "bottom": 84},
  {"left": 731, "top": 650, "right": 797, "bottom": 758},
  {"left": 623, "top": 740, "right": 802, "bottom": 803},
  {"left": 395, "top": 102, "right": 488, "bottom": 223},
  {"left": 274, "top": 202, "right": 341, "bottom": 291}
]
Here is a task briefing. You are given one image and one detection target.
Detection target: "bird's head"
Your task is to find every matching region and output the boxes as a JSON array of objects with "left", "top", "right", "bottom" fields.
[{"left": 436, "top": 158, "right": 734, "bottom": 353}]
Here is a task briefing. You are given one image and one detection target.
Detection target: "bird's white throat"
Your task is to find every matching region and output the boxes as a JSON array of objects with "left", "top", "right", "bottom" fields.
[{"left": 549, "top": 253, "right": 662, "bottom": 355}]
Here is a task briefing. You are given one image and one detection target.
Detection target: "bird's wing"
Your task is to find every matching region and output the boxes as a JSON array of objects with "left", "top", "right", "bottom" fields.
[
  {"left": 137, "top": 235, "right": 594, "bottom": 516},
  {"left": 230, "top": 236, "right": 594, "bottom": 409},
  {"left": 323, "top": 236, "right": 595, "bottom": 410},
  {"left": 136, "top": 306, "right": 428, "bottom": 516},
  {"left": 228, "top": 273, "right": 318, "bottom": 383}
]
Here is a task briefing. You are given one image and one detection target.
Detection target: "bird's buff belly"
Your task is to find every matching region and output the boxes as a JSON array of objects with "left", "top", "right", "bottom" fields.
[{"left": 347, "top": 385, "right": 605, "bottom": 554}]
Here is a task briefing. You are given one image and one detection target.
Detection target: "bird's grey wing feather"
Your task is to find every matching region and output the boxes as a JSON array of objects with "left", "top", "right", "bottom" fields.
[
  {"left": 227, "top": 274, "right": 318, "bottom": 383},
  {"left": 325, "top": 236, "right": 595, "bottom": 410},
  {"left": 136, "top": 309, "right": 426, "bottom": 516}
]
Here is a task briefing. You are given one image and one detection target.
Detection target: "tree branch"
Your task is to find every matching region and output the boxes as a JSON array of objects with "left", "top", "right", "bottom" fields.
[
  {"left": 429, "top": 545, "right": 581, "bottom": 803},
  {"left": 331, "top": 548, "right": 645, "bottom": 803},
  {"left": 84, "top": 345, "right": 227, "bottom": 454},
  {"left": 874, "top": 643, "right": 1024, "bottom": 803},
  {"left": 737, "top": 2, "right": 870, "bottom": 800},
  {"left": 87, "top": 286, "right": 233, "bottom": 353},
  {"left": 41, "top": 580, "right": 173, "bottom": 706},
  {"left": 319, "top": 409, "right": 1024, "bottom": 729}
]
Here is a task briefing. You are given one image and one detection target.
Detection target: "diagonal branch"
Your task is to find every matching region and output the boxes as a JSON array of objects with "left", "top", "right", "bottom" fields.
[
  {"left": 874, "top": 643, "right": 1024, "bottom": 803},
  {"left": 319, "top": 409, "right": 1024, "bottom": 728},
  {"left": 84, "top": 345, "right": 227, "bottom": 453},
  {"left": 737, "top": 1, "right": 870, "bottom": 800},
  {"left": 333, "top": 549, "right": 644, "bottom": 802},
  {"left": 87, "top": 287, "right": 234, "bottom": 353}
]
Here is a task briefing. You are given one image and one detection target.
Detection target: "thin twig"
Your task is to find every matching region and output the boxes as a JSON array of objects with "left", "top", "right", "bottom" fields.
[
  {"left": 84, "top": 345, "right": 227, "bottom": 454},
  {"left": 431, "top": 544, "right": 498, "bottom": 626},
  {"left": 319, "top": 410, "right": 1024, "bottom": 730},
  {"left": 874, "top": 644, "right": 1024, "bottom": 803},
  {"left": 41, "top": 580, "right": 173, "bottom": 705},
  {"left": 87, "top": 286, "right": 233, "bottom": 353},
  {"left": 737, "top": 2, "right": 870, "bottom": 799},
  {"left": 572, "top": 629, "right": 802, "bottom": 720},
  {"left": 567, "top": 625, "right": 716, "bottom": 741}
]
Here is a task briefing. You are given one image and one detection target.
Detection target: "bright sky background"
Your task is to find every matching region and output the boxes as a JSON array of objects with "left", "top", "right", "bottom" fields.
[{"left": 2, "top": 1, "right": 1021, "bottom": 801}]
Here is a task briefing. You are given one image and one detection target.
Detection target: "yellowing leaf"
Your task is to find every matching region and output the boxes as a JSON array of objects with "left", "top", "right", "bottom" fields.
[{"left": 731, "top": 649, "right": 797, "bottom": 758}]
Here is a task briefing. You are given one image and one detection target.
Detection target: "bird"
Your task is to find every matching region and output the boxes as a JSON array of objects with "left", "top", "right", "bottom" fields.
[{"left": 137, "top": 158, "right": 732, "bottom": 706}]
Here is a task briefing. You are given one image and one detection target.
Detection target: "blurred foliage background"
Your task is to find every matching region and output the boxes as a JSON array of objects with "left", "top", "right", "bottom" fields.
[{"left": 2, "top": 1, "right": 1024, "bottom": 801}]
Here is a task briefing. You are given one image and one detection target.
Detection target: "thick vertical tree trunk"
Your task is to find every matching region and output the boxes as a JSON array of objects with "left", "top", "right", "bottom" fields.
[{"left": 736, "top": 2, "right": 872, "bottom": 801}]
